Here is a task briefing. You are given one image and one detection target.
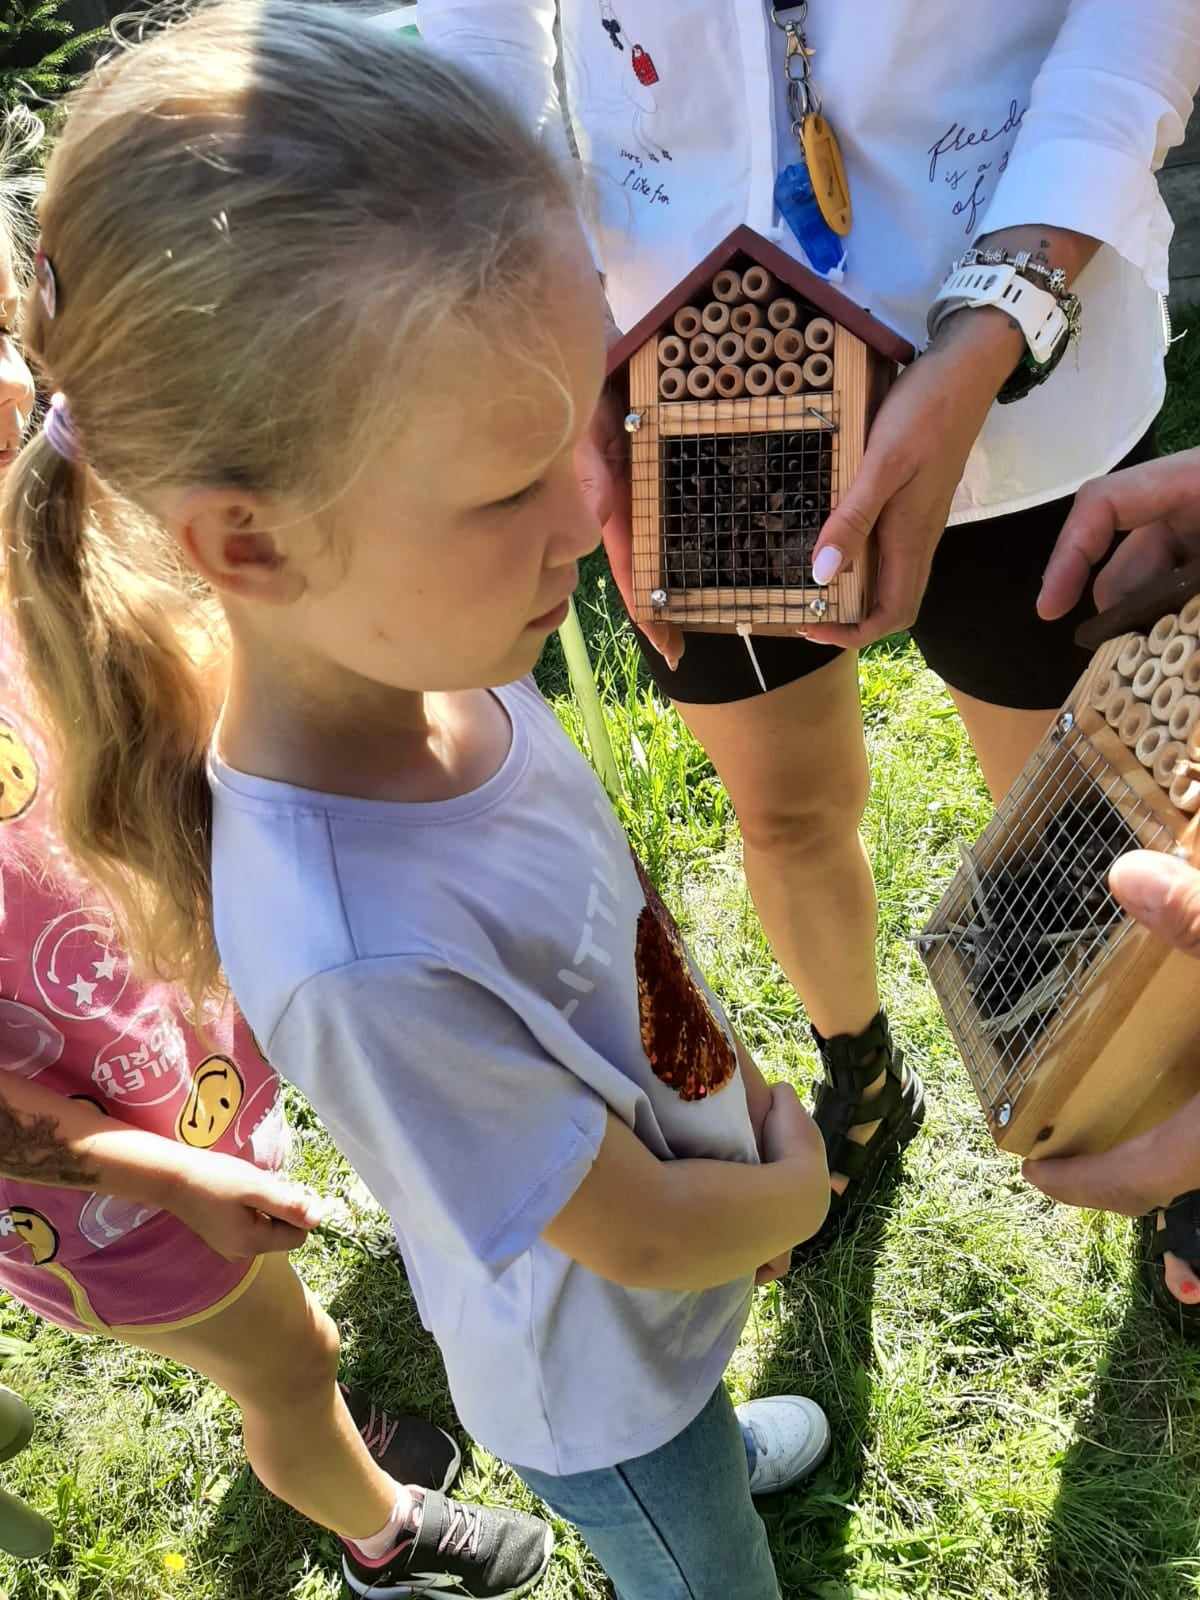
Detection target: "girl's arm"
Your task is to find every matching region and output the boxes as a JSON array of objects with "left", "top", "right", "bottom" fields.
[
  {"left": 542, "top": 1087, "right": 829, "bottom": 1291},
  {"left": 0, "top": 1075, "right": 324, "bottom": 1259}
]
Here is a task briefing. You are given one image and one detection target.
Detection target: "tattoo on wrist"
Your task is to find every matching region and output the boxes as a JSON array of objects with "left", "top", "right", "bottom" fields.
[{"left": 0, "top": 1096, "right": 98, "bottom": 1187}]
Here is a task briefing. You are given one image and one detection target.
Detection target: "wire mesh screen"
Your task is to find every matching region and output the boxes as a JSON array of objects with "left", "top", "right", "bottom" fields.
[
  {"left": 630, "top": 395, "right": 840, "bottom": 627},
  {"left": 919, "top": 716, "right": 1175, "bottom": 1123}
]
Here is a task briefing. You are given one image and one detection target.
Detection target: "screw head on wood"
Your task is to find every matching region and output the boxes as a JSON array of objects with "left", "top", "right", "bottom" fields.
[
  {"left": 1054, "top": 712, "right": 1075, "bottom": 740},
  {"left": 994, "top": 1100, "right": 1012, "bottom": 1129},
  {"left": 650, "top": 588, "right": 668, "bottom": 608},
  {"left": 624, "top": 411, "right": 643, "bottom": 434},
  {"left": 807, "top": 597, "right": 828, "bottom": 618},
  {"left": 918, "top": 936, "right": 934, "bottom": 955}
]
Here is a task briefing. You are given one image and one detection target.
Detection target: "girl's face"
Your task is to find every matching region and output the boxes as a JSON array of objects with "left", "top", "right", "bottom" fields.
[
  {"left": 0, "top": 257, "right": 34, "bottom": 468},
  {"left": 297, "top": 222, "right": 608, "bottom": 693}
]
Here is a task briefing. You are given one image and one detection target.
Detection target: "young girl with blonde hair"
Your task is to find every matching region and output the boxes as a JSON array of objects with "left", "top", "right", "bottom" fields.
[
  {"left": 0, "top": 106, "right": 549, "bottom": 1600},
  {"left": 5, "top": 5, "right": 834, "bottom": 1595}
]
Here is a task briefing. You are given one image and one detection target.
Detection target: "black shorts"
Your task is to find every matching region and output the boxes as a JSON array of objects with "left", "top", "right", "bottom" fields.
[{"left": 632, "top": 430, "right": 1157, "bottom": 710}]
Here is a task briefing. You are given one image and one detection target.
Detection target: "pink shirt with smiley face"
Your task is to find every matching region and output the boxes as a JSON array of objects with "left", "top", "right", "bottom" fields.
[{"left": 0, "top": 616, "right": 287, "bottom": 1327}]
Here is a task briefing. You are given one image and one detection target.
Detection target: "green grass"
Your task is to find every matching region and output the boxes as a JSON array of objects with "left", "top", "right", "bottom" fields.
[{"left": 0, "top": 320, "right": 1198, "bottom": 1600}]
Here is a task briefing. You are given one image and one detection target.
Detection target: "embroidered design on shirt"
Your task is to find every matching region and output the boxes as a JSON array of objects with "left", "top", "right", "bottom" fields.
[
  {"left": 0, "top": 717, "right": 38, "bottom": 823},
  {"left": 177, "top": 1054, "right": 244, "bottom": 1149},
  {"left": 0, "top": 1205, "right": 59, "bottom": 1264},
  {"left": 633, "top": 858, "right": 734, "bottom": 1101}
]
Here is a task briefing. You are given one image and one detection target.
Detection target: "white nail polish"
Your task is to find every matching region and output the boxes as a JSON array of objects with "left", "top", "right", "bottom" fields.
[{"left": 811, "top": 546, "right": 844, "bottom": 587}]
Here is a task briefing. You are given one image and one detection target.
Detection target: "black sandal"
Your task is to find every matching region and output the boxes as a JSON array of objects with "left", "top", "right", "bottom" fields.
[
  {"left": 1139, "top": 1190, "right": 1200, "bottom": 1339},
  {"left": 793, "top": 1011, "right": 925, "bottom": 1258}
]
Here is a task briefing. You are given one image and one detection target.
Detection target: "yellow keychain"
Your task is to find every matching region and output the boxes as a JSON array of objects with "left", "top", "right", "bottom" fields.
[{"left": 801, "top": 112, "right": 852, "bottom": 236}]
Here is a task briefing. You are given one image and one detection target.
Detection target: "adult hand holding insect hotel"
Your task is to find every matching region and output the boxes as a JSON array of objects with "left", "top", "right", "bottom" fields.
[{"left": 1028, "top": 445, "right": 1200, "bottom": 1328}]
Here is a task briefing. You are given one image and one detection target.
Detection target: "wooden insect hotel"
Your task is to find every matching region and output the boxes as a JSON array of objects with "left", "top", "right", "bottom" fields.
[
  {"left": 606, "top": 226, "right": 914, "bottom": 635},
  {"left": 919, "top": 567, "right": 1200, "bottom": 1159}
]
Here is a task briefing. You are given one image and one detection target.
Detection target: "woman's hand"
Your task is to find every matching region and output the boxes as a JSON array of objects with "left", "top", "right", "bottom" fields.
[
  {"left": 575, "top": 387, "right": 684, "bottom": 670},
  {"left": 158, "top": 1145, "right": 329, "bottom": 1261},
  {"left": 1038, "top": 447, "right": 1200, "bottom": 620},
  {"left": 802, "top": 308, "right": 1025, "bottom": 650}
]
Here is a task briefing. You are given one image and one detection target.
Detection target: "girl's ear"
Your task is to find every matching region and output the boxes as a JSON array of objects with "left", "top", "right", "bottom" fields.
[{"left": 168, "top": 489, "right": 307, "bottom": 604}]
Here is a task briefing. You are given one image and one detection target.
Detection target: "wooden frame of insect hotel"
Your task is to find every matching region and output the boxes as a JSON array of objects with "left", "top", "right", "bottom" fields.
[
  {"left": 605, "top": 226, "right": 915, "bottom": 635},
  {"left": 918, "top": 567, "right": 1200, "bottom": 1160}
]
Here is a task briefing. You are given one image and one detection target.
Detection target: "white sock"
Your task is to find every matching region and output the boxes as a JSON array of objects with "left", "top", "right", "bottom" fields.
[{"left": 347, "top": 1483, "right": 422, "bottom": 1561}]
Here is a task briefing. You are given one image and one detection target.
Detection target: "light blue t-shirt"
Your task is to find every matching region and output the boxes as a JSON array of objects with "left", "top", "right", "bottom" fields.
[{"left": 208, "top": 679, "right": 758, "bottom": 1475}]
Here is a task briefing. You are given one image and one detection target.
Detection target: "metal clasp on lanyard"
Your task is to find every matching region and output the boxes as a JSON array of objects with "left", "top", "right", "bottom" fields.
[{"left": 772, "top": 3, "right": 820, "bottom": 133}]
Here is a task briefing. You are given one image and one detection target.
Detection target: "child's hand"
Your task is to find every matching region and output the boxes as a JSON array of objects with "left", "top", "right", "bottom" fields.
[
  {"left": 761, "top": 1082, "right": 823, "bottom": 1167},
  {"left": 160, "top": 1147, "right": 329, "bottom": 1261},
  {"left": 759, "top": 1082, "right": 830, "bottom": 1258}
]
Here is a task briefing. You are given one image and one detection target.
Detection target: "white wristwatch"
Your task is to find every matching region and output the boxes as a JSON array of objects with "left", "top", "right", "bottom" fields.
[{"left": 927, "top": 261, "right": 1067, "bottom": 363}]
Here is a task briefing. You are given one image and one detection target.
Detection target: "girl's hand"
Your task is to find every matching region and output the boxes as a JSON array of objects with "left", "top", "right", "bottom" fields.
[
  {"left": 756, "top": 1084, "right": 827, "bottom": 1280},
  {"left": 1038, "top": 447, "right": 1200, "bottom": 620},
  {"left": 575, "top": 387, "right": 684, "bottom": 671},
  {"left": 159, "top": 1146, "right": 329, "bottom": 1261},
  {"left": 803, "top": 308, "right": 1025, "bottom": 650}
]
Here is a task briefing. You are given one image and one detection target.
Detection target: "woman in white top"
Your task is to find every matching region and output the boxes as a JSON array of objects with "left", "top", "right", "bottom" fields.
[{"left": 416, "top": 0, "right": 1200, "bottom": 1242}]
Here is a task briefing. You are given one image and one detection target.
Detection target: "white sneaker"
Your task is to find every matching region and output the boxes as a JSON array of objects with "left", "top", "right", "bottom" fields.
[{"left": 736, "top": 1395, "right": 831, "bottom": 1496}]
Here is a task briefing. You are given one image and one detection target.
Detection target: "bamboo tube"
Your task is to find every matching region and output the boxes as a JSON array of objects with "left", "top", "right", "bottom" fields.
[
  {"left": 1170, "top": 772, "right": 1200, "bottom": 814},
  {"left": 803, "top": 352, "right": 834, "bottom": 389},
  {"left": 1090, "top": 669, "right": 1122, "bottom": 715},
  {"left": 1131, "top": 657, "right": 1164, "bottom": 700},
  {"left": 1180, "top": 594, "right": 1200, "bottom": 637},
  {"left": 773, "top": 328, "right": 805, "bottom": 363},
  {"left": 686, "top": 365, "right": 717, "bottom": 398},
  {"left": 1161, "top": 634, "right": 1198, "bottom": 678},
  {"left": 1168, "top": 694, "right": 1200, "bottom": 744},
  {"left": 714, "top": 364, "right": 745, "bottom": 398},
  {"left": 745, "top": 328, "right": 774, "bottom": 362},
  {"left": 659, "top": 368, "right": 687, "bottom": 401},
  {"left": 1152, "top": 676, "right": 1185, "bottom": 721},
  {"left": 730, "top": 303, "right": 764, "bottom": 334},
  {"left": 741, "top": 265, "right": 775, "bottom": 302},
  {"left": 804, "top": 317, "right": 835, "bottom": 352},
  {"left": 1106, "top": 686, "right": 1135, "bottom": 729},
  {"left": 689, "top": 333, "right": 718, "bottom": 366},
  {"left": 657, "top": 335, "right": 688, "bottom": 369},
  {"left": 1119, "top": 702, "right": 1153, "bottom": 747},
  {"left": 744, "top": 363, "right": 775, "bottom": 396},
  {"left": 1186, "top": 654, "right": 1200, "bottom": 694},
  {"left": 1154, "top": 740, "right": 1188, "bottom": 788},
  {"left": 701, "top": 301, "right": 731, "bottom": 334},
  {"left": 767, "top": 298, "right": 799, "bottom": 330},
  {"left": 672, "top": 306, "right": 703, "bottom": 339},
  {"left": 775, "top": 362, "right": 805, "bottom": 396},
  {"left": 715, "top": 331, "right": 746, "bottom": 366},
  {"left": 1136, "top": 725, "right": 1170, "bottom": 768},
  {"left": 712, "top": 269, "right": 742, "bottom": 303},
  {"left": 1117, "top": 635, "right": 1149, "bottom": 678},
  {"left": 1149, "top": 612, "right": 1180, "bottom": 655}
]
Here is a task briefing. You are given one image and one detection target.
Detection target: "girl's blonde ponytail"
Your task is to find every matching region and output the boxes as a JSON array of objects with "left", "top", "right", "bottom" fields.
[{"left": 4, "top": 431, "right": 222, "bottom": 1001}]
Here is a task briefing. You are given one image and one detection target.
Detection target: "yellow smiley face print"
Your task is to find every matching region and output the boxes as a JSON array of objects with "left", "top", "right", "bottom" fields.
[
  {"left": 8, "top": 1207, "right": 59, "bottom": 1265},
  {"left": 176, "top": 1055, "right": 245, "bottom": 1149},
  {"left": 0, "top": 718, "right": 38, "bottom": 822}
]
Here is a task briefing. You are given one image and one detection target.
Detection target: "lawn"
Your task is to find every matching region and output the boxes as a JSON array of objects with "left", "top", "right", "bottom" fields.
[{"left": 0, "top": 317, "right": 1198, "bottom": 1600}]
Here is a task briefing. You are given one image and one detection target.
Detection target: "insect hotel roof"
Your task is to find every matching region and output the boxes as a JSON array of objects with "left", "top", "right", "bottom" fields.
[{"left": 608, "top": 227, "right": 914, "bottom": 636}]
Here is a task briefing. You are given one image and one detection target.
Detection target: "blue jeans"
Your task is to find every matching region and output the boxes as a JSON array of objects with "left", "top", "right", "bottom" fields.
[{"left": 511, "top": 1386, "right": 779, "bottom": 1600}]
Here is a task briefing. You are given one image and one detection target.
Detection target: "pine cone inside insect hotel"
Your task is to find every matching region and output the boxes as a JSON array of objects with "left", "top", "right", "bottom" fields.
[{"left": 660, "top": 429, "right": 834, "bottom": 590}]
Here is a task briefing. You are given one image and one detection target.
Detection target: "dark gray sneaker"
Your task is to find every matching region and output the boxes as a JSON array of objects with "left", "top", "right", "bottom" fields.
[
  {"left": 341, "top": 1384, "right": 461, "bottom": 1494},
  {"left": 342, "top": 1488, "right": 553, "bottom": 1599}
]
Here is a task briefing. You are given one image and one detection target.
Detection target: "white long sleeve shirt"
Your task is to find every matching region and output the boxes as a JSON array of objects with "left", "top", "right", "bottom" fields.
[{"left": 411, "top": 0, "right": 1199, "bottom": 522}]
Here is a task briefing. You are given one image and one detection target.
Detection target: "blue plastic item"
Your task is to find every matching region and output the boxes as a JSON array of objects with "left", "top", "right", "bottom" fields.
[{"left": 774, "top": 161, "right": 846, "bottom": 277}]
